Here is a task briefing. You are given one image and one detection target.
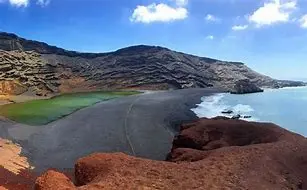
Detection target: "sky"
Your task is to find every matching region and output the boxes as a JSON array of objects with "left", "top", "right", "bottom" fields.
[{"left": 0, "top": 0, "right": 307, "bottom": 79}]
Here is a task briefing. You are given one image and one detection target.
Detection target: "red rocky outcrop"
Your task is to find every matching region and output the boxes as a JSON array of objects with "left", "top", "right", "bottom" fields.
[{"left": 35, "top": 118, "right": 307, "bottom": 190}]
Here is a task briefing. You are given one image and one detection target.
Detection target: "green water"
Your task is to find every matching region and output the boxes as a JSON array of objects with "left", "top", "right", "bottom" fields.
[{"left": 0, "top": 91, "right": 140, "bottom": 126}]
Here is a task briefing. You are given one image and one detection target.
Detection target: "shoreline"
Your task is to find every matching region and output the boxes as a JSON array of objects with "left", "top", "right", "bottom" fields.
[
  {"left": 191, "top": 87, "right": 307, "bottom": 137},
  {"left": 263, "top": 85, "right": 307, "bottom": 92},
  {"left": 0, "top": 88, "right": 222, "bottom": 171},
  {"left": 1, "top": 87, "right": 305, "bottom": 188},
  {"left": 0, "top": 89, "right": 144, "bottom": 106},
  {"left": 0, "top": 90, "right": 142, "bottom": 126},
  {"left": 1, "top": 85, "right": 304, "bottom": 106}
]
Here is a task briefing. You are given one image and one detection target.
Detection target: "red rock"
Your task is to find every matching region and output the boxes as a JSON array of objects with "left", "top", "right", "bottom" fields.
[
  {"left": 0, "top": 168, "right": 36, "bottom": 190},
  {"left": 35, "top": 170, "right": 75, "bottom": 190},
  {"left": 171, "top": 117, "right": 290, "bottom": 152},
  {"left": 34, "top": 118, "right": 307, "bottom": 189}
]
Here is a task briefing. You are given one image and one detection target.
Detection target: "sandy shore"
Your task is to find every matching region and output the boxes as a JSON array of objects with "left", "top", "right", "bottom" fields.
[
  {"left": 0, "top": 94, "right": 52, "bottom": 106},
  {"left": 0, "top": 139, "right": 33, "bottom": 174},
  {"left": 0, "top": 88, "right": 221, "bottom": 171}
]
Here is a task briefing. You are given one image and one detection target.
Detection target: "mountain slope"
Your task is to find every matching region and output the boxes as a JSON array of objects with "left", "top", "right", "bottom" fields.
[{"left": 0, "top": 32, "right": 304, "bottom": 96}]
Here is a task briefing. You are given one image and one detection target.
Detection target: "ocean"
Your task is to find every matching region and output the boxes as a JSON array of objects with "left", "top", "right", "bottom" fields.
[{"left": 191, "top": 87, "right": 307, "bottom": 137}]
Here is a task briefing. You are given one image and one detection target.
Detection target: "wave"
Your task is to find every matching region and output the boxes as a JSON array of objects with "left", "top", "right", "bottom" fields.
[
  {"left": 191, "top": 94, "right": 228, "bottom": 118},
  {"left": 264, "top": 86, "right": 307, "bottom": 92},
  {"left": 191, "top": 93, "right": 258, "bottom": 121},
  {"left": 232, "top": 104, "right": 254, "bottom": 114}
]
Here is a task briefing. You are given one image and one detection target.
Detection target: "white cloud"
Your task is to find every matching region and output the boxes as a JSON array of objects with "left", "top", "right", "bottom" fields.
[
  {"left": 130, "top": 3, "right": 188, "bottom": 23},
  {"left": 173, "top": 0, "right": 188, "bottom": 6},
  {"left": 232, "top": 24, "right": 248, "bottom": 31},
  {"left": 37, "top": 0, "right": 50, "bottom": 7},
  {"left": 206, "top": 35, "right": 214, "bottom": 40},
  {"left": 9, "top": 0, "right": 28, "bottom": 7},
  {"left": 248, "top": 0, "right": 297, "bottom": 27},
  {"left": 205, "top": 14, "right": 219, "bottom": 22},
  {"left": 299, "top": 14, "right": 307, "bottom": 28},
  {"left": 0, "top": 0, "right": 50, "bottom": 7}
]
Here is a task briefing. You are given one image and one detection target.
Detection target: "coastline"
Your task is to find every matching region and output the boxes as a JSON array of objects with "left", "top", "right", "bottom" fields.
[
  {"left": 191, "top": 86, "right": 307, "bottom": 137},
  {"left": 0, "top": 88, "right": 222, "bottom": 171},
  {"left": 0, "top": 89, "right": 144, "bottom": 106},
  {"left": 263, "top": 85, "right": 307, "bottom": 92},
  {"left": 0, "top": 94, "right": 53, "bottom": 106},
  {"left": 1, "top": 87, "right": 306, "bottom": 189}
]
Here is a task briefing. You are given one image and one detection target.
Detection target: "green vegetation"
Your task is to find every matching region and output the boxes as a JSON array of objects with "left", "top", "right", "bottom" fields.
[{"left": 0, "top": 91, "right": 140, "bottom": 126}]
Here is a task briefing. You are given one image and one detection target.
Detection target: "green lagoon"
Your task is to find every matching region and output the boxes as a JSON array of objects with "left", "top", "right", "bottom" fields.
[{"left": 0, "top": 91, "right": 139, "bottom": 126}]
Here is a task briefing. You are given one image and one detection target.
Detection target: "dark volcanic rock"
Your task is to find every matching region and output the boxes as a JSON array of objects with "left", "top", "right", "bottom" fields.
[
  {"left": 231, "top": 114, "right": 241, "bottom": 120},
  {"left": 231, "top": 79, "right": 264, "bottom": 94},
  {"left": 275, "top": 80, "right": 307, "bottom": 88},
  {"left": 221, "top": 109, "right": 233, "bottom": 114},
  {"left": 0, "top": 32, "right": 305, "bottom": 95},
  {"left": 0, "top": 50, "right": 59, "bottom": 95},
  {"left": 0, "top": 32, "right": 103, "bottom": 57},
  {"left": 34, "top": 118, "right": 307, "bottom": 190}
]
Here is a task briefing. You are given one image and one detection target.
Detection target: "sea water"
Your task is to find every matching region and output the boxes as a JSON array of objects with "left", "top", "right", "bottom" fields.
[{"left": 191, "top": 86, "right": 307, "bottom": 137}]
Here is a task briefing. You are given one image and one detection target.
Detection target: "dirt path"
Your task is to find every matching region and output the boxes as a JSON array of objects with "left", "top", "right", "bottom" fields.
[{"left": 123, "top": 95, "right": 142, "bottom": 156}]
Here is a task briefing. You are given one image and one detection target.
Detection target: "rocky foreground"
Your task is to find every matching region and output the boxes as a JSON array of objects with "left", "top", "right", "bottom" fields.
[
  {"left": 0, "top": 32, "right": 305, "bottom": 97},
  {"left": 28, "top": 118, "right": 307, "bottom": 190}
]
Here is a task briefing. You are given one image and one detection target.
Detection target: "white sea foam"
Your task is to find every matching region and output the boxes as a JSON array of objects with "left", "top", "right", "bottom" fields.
[
  {"left": 232, "top": 104, "right": 254, "bottom": 114},
  {"left": 191, "top": 93, "right": 228, "bottom": 118},
  {"left": 191, "top": 93, "right": 258, "bottom": 121},
  {"left": 279, "top": 86, "right": 307, "bottom": 90},
  {"left": 264, "top": 86, "right": 307, "bottom": 92}
]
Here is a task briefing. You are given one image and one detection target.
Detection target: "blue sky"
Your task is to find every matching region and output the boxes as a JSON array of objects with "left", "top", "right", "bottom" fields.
[{"left": 0, "top": 0, "right": 307, "bottom": 79}]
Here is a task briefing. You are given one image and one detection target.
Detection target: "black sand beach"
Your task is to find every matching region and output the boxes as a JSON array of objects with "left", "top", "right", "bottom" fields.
[{"left": 0, "top": 88, "right": 221, "bottom": 171}]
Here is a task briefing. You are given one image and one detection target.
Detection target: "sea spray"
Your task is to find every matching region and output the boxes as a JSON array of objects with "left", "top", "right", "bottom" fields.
[
  {"left": 191, "top": 93, "right": 228, "bottom": 118},
  {"left": 191, "top": 93, "right": 258, "bottom": 121}
]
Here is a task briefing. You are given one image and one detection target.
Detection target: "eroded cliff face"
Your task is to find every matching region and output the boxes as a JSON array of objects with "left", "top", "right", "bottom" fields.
[
  {"left": 0, "top": 50, "right": 59, "bottom": 96},
  {"left": 0, "top": 80, "right": 27, "bottom": 95},
  {"left": 0, "top": 32, "right": 305, "bottom": 96},
  {"left": 41, "top": 47, "right": 279, "bottom": 92}
]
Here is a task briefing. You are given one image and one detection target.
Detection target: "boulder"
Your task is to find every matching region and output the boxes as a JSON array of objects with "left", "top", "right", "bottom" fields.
[{"left": 35, "top": 170, "right": 75, "bottom": 190}]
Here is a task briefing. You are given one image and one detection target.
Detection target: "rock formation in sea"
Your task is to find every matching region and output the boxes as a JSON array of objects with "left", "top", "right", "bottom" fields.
[
  {"left": 230, "top": 79, "right": 264, "bottom": 94},
  {"left": 0, "top": 32, "right": 305, "bottom": 96},
  {"left": 33, "top": 118, "right": 307, "bottom": 190}
]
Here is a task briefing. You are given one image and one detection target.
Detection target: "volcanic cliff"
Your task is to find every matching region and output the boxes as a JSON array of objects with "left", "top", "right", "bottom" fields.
[{"left": 0, "top": 32, "right": 304, "bottom": 96}]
